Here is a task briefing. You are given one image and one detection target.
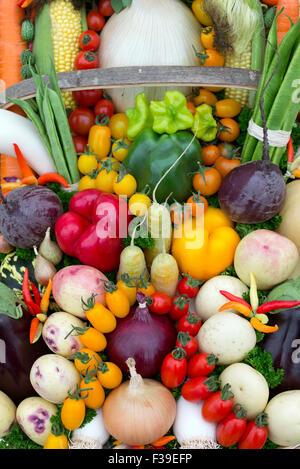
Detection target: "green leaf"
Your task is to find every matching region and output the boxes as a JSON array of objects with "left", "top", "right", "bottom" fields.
[
  {"left": 0, "top": 424, "right": 41, "bottom": 449},
  {"left": 243, "top": 346, "right": 284, "bottom": 389},
  {"left": 267, "top": 275, "right": 300, "bottom": 303},
  {"left": 235, "top": 214, "right": 282, "bottom": 239},
  {"left": 111, "top": 0, "right": 132, "bottom": 13},
  {"left": 0, "top": 283, "right": 21, "bottom": 319}
]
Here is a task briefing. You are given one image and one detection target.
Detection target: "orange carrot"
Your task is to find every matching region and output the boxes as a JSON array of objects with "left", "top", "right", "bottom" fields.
[
  {"left": 151, "top": 436, "right": 176, "bottom": 447},
  {"left": 13, "top": 143, "right": 37, "bottom": 185},
  {"left": 0, "top": 154, "right": 22, "bottom": 183},
  {"left": 0, "top": 3, "right": 26, "bottom": 89},
  {"left": 276, "top": 0, "right": 300, "bottom": 45}
]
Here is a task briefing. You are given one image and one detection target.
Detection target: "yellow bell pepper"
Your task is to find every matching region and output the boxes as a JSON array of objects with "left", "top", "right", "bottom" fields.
[{"left": 171, "top": 207, "right": 240, "bottom": 280}]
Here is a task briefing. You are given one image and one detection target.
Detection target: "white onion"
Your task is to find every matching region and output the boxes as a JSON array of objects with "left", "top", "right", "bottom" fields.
[
  {"left": 173, "top": 397, "right": 220, "bottom": 449},
  {"left": 69, "top": 408, "right": 110, "bottom": 449},
  {"left": 99, "top": 0, "right": 202, "bottom": 112}
]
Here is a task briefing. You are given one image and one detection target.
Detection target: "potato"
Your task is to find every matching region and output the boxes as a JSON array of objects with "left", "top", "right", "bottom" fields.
[
  {"left": 30, "top": 354, "right": 80, "bottom": 404},
  {"left": 220, "top": 363, "right": 269, "bottom": 419},
  {"left": 234, "top": 229, "right": 299, "bottom": 290},
  {"left": 195, "top": 276, "right": 248, "bottom": 321},
  {"left": 197, "top": 312, "right": 256, "bottom": 365},
  {"left": 16, "top": 397, "right": 57, "bottom": 446},
  {"left": 42, "top": 312, "right": 84, "bottom": 357},
  {"left": 0, "top": 390, "right": 16, "bottom": 437},
  {"left": 265, "top": 390, "right": 300, "bottom": 447},
  {"left": 52, "top": 265, "right": 108, "bottom": 319}
]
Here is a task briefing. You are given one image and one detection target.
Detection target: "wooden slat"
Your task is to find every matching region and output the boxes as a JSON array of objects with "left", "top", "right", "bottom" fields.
[{"left": 0, "top": 66, "right": 261, "bottom": 110}]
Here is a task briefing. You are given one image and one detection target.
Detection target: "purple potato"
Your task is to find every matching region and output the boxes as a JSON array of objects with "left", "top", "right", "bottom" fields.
[
  {"left": 0, "top": 308, "right": 49, "bottom": 405},
  {"left": 0, "top": 185, "right": 63, "bottom": 249},
  {"left": 218, "top": 160, "right": 286, "bottom": 224}
]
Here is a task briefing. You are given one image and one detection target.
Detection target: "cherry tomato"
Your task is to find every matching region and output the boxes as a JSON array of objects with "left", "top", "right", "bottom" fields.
[
  {"left": 193, "top": 167, "right": 222, "bottom": 196},
  {"left": 218, "top": 142, "right": 235, "bottom": 158},
  {"left": 74, "top": 51, "right": 99, "bottom": 70},
  {"left": 186, "top": 192, "right": 208, "bottom": 217},
  {"left": 238, "top": 414, "right": 268, "bottom": 449},
  {"left": 68, "top": 107, "right": 95, "bottom": 136},
  {"left": 214, "top": 156, "right": 241, "bottom": 178},
  {"left": 176, "top": 332, "right": 198, "bottom": 359},
  {"left": 193, "top": 89, "right": 217, "bottom": 107},
  {"left": 79, "top": 30, "right": 100, "bottom": 52},
  {"left": 187, "top": 101, "right": 196, "bottom": 115},
  {"left": 109, "top": 113, "right": 128, "bottom": 139},
  {"left": 87, "top": 10, "right": 105, "bottom": 31},
  {"left": 182, "top": 376, "right": 219, "bottom": 403},
  {"left": 200, "top": 26, "right": 216, "bottom": 49},
  {"left": 177, "top": 312, "right": 202, "bottom": 337},
  {"left": 73, "top": 89, "right": 103, "bottom": 107},
  {"left": 169, "top": 295, "right": 190, "bottom": 321},
  {"left": 187, "top": 353, "right": 218, "bottom": 378},
  {"left": 218, "top": 118, "right": 240, "bottom": 143},
  {"left": 177, "top": 274, "right": 202, "bottom": 298},
  {"left": 149, "top": 292, "right": 172, "bottom": 315},
  {"left": 160, "top": 348, "right": 187, "bottom": 389},
  {"left": 72, "top": 135, "right": 88, "bottom": 154},
  {"left": 202, "top": 145, "right": 220, "bottom": 165},
  {"left": 98, "top": 0, "right": 114, "bottom": 16},
  {"left": 170, "top": 202, "right": 191, "bottom": 226},
  {"left": 94, "top": 98, "right": 114, "bottom": 119},
  {"left": 215, "top": 99, "right": 242, "bottom": 119},
  {"left": 217, "top": 407, "right": 248, "bottom": 447},
  {"left": 198, "top": 49, "right": 225, "bottom": 67},
  {"left": 202, "top": 385, "right": 234, "bottom": 423}
]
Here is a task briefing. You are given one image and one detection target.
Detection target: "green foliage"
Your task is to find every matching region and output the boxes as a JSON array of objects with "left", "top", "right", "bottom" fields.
[
  {"left": 15, "top": 247, "right": 35, "bottom": 262},
  {"left": 123, "top": 232, "right": 155, "bottom": 250},
  {"left": 0, "top": 424, "right": 41, "bottom": 450},
  {"left": 111, "top": 0, "right": 132, "bottom": 13},
  {"left": 243, "top": 346, "right": 284, "bottom": 389},
  {"left": 235, "top": 214, "right": 282, "bottom": 239},
  {"left": 206, "top": 193, "right": 220, "bottom": 208},
  {"left": 45, "top": 182, "right": 76, "bottom": 213},
  {"left": 220, "top": 266, "right": 238, "bottom": 278},
  {"left": 237, "top": 107, "right": 252, "bottom": 147}
]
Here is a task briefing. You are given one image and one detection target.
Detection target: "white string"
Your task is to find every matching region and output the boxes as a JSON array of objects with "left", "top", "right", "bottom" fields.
[{"left": 248, "top": 119, "right": 291, "bottom": 148}]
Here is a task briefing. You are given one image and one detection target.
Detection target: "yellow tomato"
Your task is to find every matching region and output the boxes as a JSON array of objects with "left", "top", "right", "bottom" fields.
[
  {"left": 74, "top": 348, "right": 102, "bottom": 376},
  {"left": 112, "top": 138, "right": 131, "bottom": 162},
  {"left": 172, "top": 207, "right": 240, "bottom": 280},
  {"left": 98, "top": 362, "right": 123, "bottom": 389},
  {"left": 215, "top": 99, "right": 242, "bottom": 118},
  {"left": 78, "top": 175, "right": 97, "bottom": 191},
  {"left": 77, "top": 154, "right": 98, "bottom": 175},
  {"left": 129, "top": 193, "right": 152, "bottom": 216},
  {"left": 95, "top": 169, "right": 118, "bottom": 193},
  {"left": 200, "top": 26, "right": 216, "bottom": 49},
  {"left": 79, "top": 327, "right": 107, "bottom": 352},
  {"left": 109, "top": 113, "right": 129, "bottom": 139},
  {"left": 137, "top": 283, "right": 156, "bottom": 296},
  {"left": 61, "top": 398, "right": 85, "bottom": 431},
  {"left": 192, "top": 0, "right": 213, "bottom": 25},
  {"left": 86, "top": 303, "right": 117, "bottom": 333},
  {"left": 116, "top": 279, "right": 137, "bottom": 306},
  {"left": 105, "top": 288, "right": 130, "bottom": 318},
  {"left": 194, "top": 89, "right": 217, "bottom": 106},
  {"left": 80, "top": 378, "right": 105, "bottom": 409},
  {"left": 88, "top": 125, "right": 111, "bottom": 159},
  {"left": 113, "top": 173, "right": 137, "bottom": 197},
  {"left": 44, "top": 433, "right": 69, "bottom": 450}
]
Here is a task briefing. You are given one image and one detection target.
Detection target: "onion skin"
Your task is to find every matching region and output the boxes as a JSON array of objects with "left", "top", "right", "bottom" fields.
[
  {"left": 106, "top": 306, "right": 177, "bottom": 378},
  {"left": 103, "top": 376, "right": 176, "bottom": 446},
  {"left": 218, "top": 161, "right": 286, "bottom": 223}
]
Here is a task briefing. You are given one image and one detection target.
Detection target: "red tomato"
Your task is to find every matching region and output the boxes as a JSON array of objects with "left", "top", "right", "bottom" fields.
[
  {"left": 160, "top": 348, "right": 187, "bottom": 389},
  {"left": 202, "top": 385, "right": 234, "bottom": 423},
  {"left": 87, "top": 10, "right": 105, "bottom": 31},
  {"left": 238, "top": 414, "right": 268, "bottom": 449},
  {"left": 79, "top": 30, "right": 100, "bottom": 51},
  {"left": 187, "top": 353, "right": 218, "bottom": 378},
  {"left": 177, "top": 274, "right": 203, "bottom": 298},
  {"left": 74, "top": 51, "right": 99, "bottom": 70},
  {"left": 72, "top": 135, "right": 88, "bottom": 154},
  {"left": 181, "top": 376, "right": 219, "bottom": 403},
  {"left": 169, "top": 295, "right": 190, "bottom": 321},
  {"left": 177, "top": 312, "right": 202, "bottom": 337},
  {"left": 94, "top": 98, "right": 115, "bottom": 119},
  {"left": 216, "top": 407, "right": 248, "bottom": 447},
  {"left": 149, "top": 292, "right": 172, "bottom": 315},
  {"left": 98, "top": 0, "right": 114, "bottom": 16},
  {"left": 68, "top": 107, "right": 95, "bottom": 136},
  {"left": 176, "top": 332, "right": 198, "bottom": 359},
  {"left": 73, "top": 89, "right": 103, "bottom": 107}
]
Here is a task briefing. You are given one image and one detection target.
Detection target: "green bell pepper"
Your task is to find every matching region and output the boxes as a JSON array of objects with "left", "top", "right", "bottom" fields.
[
  {"left": 149, "top": 91, "right": 194, "bottom": 135},
  {"left": 126, "top": 92, "right": 153, "bottom": 141},
  {"left": 123, "top": 128, "right": 202, "bottom": 203},
  {"left": 192, "top": 104, "right": 218, "bottom": 142}
]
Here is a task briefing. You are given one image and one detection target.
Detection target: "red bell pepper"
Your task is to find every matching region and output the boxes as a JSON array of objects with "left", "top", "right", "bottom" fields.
[{"left": 55, "top": 189, "right": 132, "bottom": 272}]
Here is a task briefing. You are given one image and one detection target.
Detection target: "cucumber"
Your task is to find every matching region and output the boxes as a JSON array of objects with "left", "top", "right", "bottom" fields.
[{"left": 21, "top": 20, "right": 35, "bottom": 42}]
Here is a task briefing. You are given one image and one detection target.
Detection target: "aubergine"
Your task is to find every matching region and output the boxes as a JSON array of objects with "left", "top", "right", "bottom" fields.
[
  {"left": 0, "top": 308, "right": 48, "bottom": 405},
  {"left": 261, "top": 307, "right": 300, "bottom": 395}
]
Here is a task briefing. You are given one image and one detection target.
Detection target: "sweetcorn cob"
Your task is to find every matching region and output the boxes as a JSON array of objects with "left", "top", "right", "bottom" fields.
[
  {"left": 224, "top": 42, "right": 252, "bottom": 107},
  {"left": 34, "top": 0, "right": 86, "bottom": 109}
]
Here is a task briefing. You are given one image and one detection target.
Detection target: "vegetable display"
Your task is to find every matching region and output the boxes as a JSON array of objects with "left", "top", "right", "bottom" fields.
[{"left": 1, "top": 0, "right": 300, "bottom": 453}]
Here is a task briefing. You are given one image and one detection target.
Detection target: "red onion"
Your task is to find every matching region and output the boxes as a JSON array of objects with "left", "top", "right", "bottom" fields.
[{"left": 106, "top": 292, "right": 177, "bottom": 377}]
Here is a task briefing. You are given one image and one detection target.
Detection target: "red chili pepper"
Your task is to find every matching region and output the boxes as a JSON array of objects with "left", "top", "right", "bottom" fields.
[
  {"left": 219, "top": 290, "right": 251, "bottom": 309},
  {"left": 256, "top": 300, "right": 300, "bottom": 315},
  {"left": 37, "top": 173, "right": 69, "bottom": 188},
  {"left": 29, "top": 281, "right": 41, "bottom": 306},
  {"left": 29, "top": 317, "right": 41, "bottom": 344},
  {"left": 287, "top": 137, "right": 294, "bottom": 164},
  {"left": 22, "top": 269, "right": 42, "bottom": 316}
]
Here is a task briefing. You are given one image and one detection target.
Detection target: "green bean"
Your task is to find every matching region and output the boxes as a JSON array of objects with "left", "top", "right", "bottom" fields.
[
  {"left": 48, "top": 58, "right": 66, "bottom": 114},
  {"left": 30, "top": 67, "right": 46, "bottom": 121},
  {"left": 42, "top": 87, "right": 71, "bottom": 183},
  {"left": 248, "top": 0, "right": 266, "bottom": 109},
  {"left": 47, "top": 87, "right": 80, "bottom": 184}
]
